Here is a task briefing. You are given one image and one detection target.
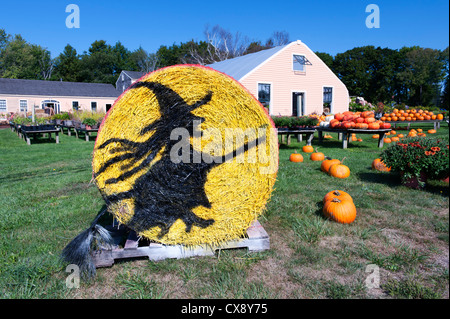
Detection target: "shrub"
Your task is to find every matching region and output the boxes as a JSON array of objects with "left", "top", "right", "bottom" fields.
[
  {"left": 271, "top": 116, "right": 318, "bottom": 128},
  {"left": 380, "top": 137, "right": 449, "bottom": 183}
]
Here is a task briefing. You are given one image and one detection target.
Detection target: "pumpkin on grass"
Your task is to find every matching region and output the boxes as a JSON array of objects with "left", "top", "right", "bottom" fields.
[
  {"left": 323, "top": 198, "right": 357, "bottom": 224},
  {"left": 289, "top": 151, "right": 303, "bottom": 163},
  {"left": 302, "top": 145, "right": 314, "bottom": 153},
  {"left": 428, "top": 129, "right": 436, "bottom": 134},
  {"left": 329, "top": 161, "right": 351, "bottom": 179},
  {"left": 323, "top": 190, "right": 353, "bottom": 204},
  {"left": 321, "top": 159, "right": 340, "bottom": 173},
  {"left": 310, "top": 148, "right": 325, "bottom": 161},
  {"left": 372, "top": 158, "right": 391, "bottom": 172}
]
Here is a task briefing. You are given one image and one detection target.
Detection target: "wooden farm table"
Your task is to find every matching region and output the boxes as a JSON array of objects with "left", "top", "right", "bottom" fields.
[
  {"left": 20, "top": 126, "right": 60, "bottom": 145},
  {"left": 74, "top": 127, "right": 99, "bottom": 141},
  {"left": 277, "top": 128, "right": 316, "bottom": 146},
  {"left": 317, "top": 127, "right": 392, "bottom": 149},
  {"left": 385, "top": 120, "right": 443, "bottom": 130}
]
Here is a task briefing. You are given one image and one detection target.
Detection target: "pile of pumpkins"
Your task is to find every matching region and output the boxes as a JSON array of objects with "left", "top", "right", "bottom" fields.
[
  {"left": 380, "top": 108, "right": 444, "bottom": 122},
  {"left": 375, "top": 127, "right": 437, "bottom": 144},
  {"left": 319, "top": 111, "right": 391, "bottom": 130},
  {"left": 289, "top": 147, "right": 357, "bottom": 224}
]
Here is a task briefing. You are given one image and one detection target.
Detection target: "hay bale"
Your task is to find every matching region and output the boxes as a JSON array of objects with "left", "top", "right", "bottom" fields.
[{"left": 92, "top": 65, "right": 278, "bottom": 246}]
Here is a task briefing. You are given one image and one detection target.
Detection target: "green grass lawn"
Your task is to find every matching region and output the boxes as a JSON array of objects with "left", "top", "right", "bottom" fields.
[{"left": 0, "top": 122, "right": 448, "bottom": 299}]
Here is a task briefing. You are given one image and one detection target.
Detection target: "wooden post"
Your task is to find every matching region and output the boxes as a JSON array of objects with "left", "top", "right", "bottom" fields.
[
  {"left": 378, "top": 133, "right": 386, "bottom": 148},
  {"left": 342, "top": 133, "right": 348, "bottom": 149},
  {"left": 317, "top": 130, "right": 323, "bottom": 143},
  {"left": 306, "top": 133, "right": 314, "bottom": 146}
]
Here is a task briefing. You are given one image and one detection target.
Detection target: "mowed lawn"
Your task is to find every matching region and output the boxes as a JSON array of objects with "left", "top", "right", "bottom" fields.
[{"left": 0, "top": 122, "right": 448, "bottom": 299}]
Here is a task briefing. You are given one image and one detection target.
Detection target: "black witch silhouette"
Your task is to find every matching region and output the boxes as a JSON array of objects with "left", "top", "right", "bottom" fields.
[{"left": 62, "top": 81, "right": 264, "bottom": 277}]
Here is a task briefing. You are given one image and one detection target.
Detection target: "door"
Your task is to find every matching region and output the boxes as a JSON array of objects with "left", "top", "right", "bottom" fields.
[{"left": 292, "top": 92, "right": 304, "bottom": 116}]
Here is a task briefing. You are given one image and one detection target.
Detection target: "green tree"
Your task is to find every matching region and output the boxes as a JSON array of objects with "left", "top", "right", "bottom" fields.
[
  {"left": 398, "top": 47, "right": 446, "bottom": 106},
  {"left": 315, "top": 52, "right": 333, "bottom": 70},
  {"left": 333, "top": 46, "right": 377, "bottom": 98},
  {"left": 54, "top": 44, "right": 81, "bottom": 82},
  {"left": 0, "top": 34, "right": 36, "bottom": 79},
  {"left": 78, "top": 40, "right": 117, "bottom": 84}
]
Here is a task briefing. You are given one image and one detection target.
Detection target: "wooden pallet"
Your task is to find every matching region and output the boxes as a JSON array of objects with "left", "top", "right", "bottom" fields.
[{"left": 93, "top": 220, "right": 270, "bottom": 268}]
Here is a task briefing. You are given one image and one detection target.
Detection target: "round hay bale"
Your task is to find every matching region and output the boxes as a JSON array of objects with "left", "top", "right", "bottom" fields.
[{"left": 92, "top": 65, "right": 278, "bottom": 246}]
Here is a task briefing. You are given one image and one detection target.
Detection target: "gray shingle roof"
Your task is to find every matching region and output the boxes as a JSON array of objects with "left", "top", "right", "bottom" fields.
[
  {"left": 0, "top": 78, "right": 120, "bottom": 97},
  {"left": 206, "top": 44, "right": 289, "bottom": 80}
]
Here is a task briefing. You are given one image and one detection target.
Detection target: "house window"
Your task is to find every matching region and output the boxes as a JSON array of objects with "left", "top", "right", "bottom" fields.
[
  {"left": 91, "top": 102, "right": 97, "bottom": 112},
  {"left": 20, "top": 100, "right": 27, "bottom": 112},
  {"left": 0, "top": 100, "right": 6, "bottom": 112},
  {"left": 258, "top": 84, "right": 271, "bottom": 104},
  {"left": 293, "top": 54, "right": 312, "bottom": 73},
  {"left": 293, "top": 55, "right": 306, "bottom": 72},
  {"left": 323, "top": 87, "right": 333, "bottom": 113},
  {"left": 258, "top": 83, "right": 271, "bottom": 113},
  {"left": 106, "top": 104, "right": 112, "bottom": 112},
  {"left": 72, "top": 101, "right": 79, "bottom": 111}
]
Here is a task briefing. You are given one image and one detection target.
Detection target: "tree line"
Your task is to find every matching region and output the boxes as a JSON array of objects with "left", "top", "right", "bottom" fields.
[{"left": 1, "top": 26, "right": 448, "bottom": 109}]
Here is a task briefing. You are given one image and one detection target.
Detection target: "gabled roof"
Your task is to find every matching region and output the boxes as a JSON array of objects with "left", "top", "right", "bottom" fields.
[
  {"left": 121, "top": 70, "right": 145, "bottom": 80},
  {"left": 0, "top": 78, "right": 120, "bottom": 98},
  {"left": 206, "top": 43, "right": 290, "bottom": 80}
]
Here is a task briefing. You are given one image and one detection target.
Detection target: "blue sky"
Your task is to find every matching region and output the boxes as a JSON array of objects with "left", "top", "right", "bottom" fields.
[{"left": 0, "top": 0, "right": 448, "bottom": 58}]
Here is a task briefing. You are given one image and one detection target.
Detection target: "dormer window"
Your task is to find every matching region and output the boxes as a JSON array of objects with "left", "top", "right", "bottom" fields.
[{"left": 293, "top": 54, "right": 311, "bottom": 73}]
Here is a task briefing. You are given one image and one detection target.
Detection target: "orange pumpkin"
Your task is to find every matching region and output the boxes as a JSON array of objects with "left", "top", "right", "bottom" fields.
[
  {"left": 323, "top": 198, "right": 357, "bottom": 224},
  {"left": 384, "top": 137, "right": 392, "bottom": 144},
  {"left": 310, "top": 149, "right": 325, "bottom": 161},
  {"left": 437, "top": 114, "right": 444, "bottom": 120},
  {"left": 391, "top": 136, "right": 399, "bottom": 142},
  {"left": 372, "top": 134, "right": 380, "bottom": 139},
  {"left": 323, "top": 190, "right": 353, "bottom": 204},
  {"left": 428, "top": 129, "right": 436, "bottom": 134},
  {"left": 302, "top": 145, "right": 314, "bottom": 153},
  {"left": 321, "top": 159, "right": 341, "bottom": 173},
  {"left": 289, "top": 152, "right": 304, "bottom": 163},
  {"left": 372, "top": 158, "right": 391, "bottom": 172},
  {"left": 329, "top": 163, "right": 351, "bottom": 179}
]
